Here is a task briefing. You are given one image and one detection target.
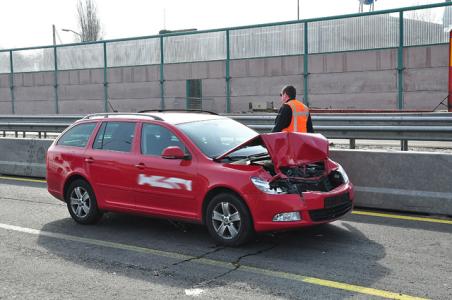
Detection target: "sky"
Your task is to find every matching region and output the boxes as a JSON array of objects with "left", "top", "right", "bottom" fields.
[{"left": 0, "top": 0, "right": 447, "bottom": 49}]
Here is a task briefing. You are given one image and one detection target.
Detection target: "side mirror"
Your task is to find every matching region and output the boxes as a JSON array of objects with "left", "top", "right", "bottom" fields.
[{"left": 161, "top": 146, "right": 190, "bottom": 160}]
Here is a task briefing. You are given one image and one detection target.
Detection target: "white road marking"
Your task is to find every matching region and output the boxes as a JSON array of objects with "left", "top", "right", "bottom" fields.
[{"left": 184, "top": 288, "right": 204, "bottom": 296}]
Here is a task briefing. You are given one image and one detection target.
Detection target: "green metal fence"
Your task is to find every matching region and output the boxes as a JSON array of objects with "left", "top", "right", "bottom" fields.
[{"left": 1, "top": 2, "right": 451, "bottom": 113}]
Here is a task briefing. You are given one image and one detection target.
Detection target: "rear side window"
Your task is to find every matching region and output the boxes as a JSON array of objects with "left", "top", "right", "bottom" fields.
[
  {"left": 57, "top": 123, "right": 97, "bottom": 148},
  {"left": 93, "top": 122, "right": 136, "bottom": 152}
]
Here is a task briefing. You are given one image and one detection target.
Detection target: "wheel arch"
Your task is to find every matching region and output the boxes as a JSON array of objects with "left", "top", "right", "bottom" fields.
[
  {"left": 201, "top": 186, "right": 254, "bottom": 227},
  {"left": 63, "top": 174, "right": 92, "bottom": 203}
]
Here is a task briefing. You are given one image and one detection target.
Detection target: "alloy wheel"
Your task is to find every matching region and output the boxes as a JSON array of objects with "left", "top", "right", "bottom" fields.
[
  {"left": 70, "top": 186, "right": 91, "bottom": 218},
  {"left": 211, "top": 201, "right": 242, "bottom": 240}
]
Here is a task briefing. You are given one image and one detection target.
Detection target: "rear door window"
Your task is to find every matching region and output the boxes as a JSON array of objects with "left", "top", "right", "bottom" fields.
[
  {"left": 93, "top": 122, "right": 136, "bottom": 152},
  {"left": 57, "top": 122, "right": 97, "bottom": 148}
]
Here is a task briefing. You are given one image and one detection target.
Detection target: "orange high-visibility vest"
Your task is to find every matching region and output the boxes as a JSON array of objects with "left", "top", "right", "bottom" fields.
[{"left": 282, "top": 99, "right": 310, "bottom": 133}]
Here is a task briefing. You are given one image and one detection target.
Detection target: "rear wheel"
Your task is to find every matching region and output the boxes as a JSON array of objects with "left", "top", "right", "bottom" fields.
[
  {"left": 205, "top": 193, "right": 253, "bottom": 246},
  {"left": 65, "top": 179, "right": 102, "bottom": 225}
]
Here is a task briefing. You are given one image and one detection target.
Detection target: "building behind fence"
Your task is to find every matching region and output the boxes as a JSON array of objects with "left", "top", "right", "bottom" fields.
[{"left": 0, "top": 2, "right": 452, "bottom": 114}]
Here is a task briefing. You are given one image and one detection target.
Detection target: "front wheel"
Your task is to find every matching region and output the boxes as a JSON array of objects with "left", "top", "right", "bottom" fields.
[
  {"left": 65, "top": 179, "right": 102, "bottom": 225},
  {"left": 205, "top": 193, "right": 253, "bottom": 246}
]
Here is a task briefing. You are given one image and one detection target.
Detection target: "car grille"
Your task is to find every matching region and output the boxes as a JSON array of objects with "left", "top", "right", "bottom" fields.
[{"left": 309, "top": 193, "right": 352, "bottom": 222}]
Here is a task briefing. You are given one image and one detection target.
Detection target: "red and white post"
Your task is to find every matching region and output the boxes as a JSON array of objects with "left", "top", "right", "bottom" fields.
[{"left": 449, "top": 31, "right": 452, "bottom": 112}]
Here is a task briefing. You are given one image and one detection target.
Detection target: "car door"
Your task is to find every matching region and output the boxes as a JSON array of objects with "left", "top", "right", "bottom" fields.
[
  {"left": 85, "top": 121, "right": 138, "bottom": 209},
  {"left": 47, "top": 122, "right": 98, "bottom": 197},
  {"left": 132, "top": 122, "right": 200, "bottom": 220}
]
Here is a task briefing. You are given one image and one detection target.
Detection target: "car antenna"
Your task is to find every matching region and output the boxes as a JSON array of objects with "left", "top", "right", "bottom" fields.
[{"left": 107, "top": 99, "right": 118, "bottom": 112}]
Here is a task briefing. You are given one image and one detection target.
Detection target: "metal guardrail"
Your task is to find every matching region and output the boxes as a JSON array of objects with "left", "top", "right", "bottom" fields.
[{"left": 1, "top": 113, "right": 452, "bottom": 150}]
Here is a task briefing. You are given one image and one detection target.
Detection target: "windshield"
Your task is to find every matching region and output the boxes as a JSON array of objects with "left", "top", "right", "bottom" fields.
[{"left": 176, "top": 118, "right": 266, "bottom": 158}]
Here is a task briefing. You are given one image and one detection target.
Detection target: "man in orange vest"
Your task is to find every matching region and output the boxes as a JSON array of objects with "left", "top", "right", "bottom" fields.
[{"left": 272, "top": 85, "right": 314, "bottom": 133}]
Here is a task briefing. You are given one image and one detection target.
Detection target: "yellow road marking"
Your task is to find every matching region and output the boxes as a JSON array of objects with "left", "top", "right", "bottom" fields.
[
  {"left": 0, "top": 175, "right": 46, "bottom": 183},
  {"left": 0, "top": 222, "right": 428, "bottom": 300},
  {"left": 352, "top": 210, "right": 452, "bottom": 225}
]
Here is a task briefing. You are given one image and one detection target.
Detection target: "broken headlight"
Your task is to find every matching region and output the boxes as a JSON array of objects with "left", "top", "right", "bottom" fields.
[
  {"left": 336, "top": 164, "right": 349, "bottom": 183},
  {"left": 251, "top": 177, "right": 287, "bottom": 194}
]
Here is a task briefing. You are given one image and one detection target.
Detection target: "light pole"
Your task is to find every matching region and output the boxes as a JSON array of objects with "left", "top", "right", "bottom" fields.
[
  {"left": 52, "top": 24, "right": 56, "bottom": 45},
  {"left": 297, "top": 0, "right": 300, "bottom": 20},
  {"left": 62, "top": 28, "right": 82, "bottom": 41}
]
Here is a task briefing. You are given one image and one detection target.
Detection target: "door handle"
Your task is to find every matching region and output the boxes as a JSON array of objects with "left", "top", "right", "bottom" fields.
[
  {"left": 85, "top": 157, "right": 94, "bottom": 163},
  {"left": 135, "top": 163, "right": 145, "bottom": 169}
]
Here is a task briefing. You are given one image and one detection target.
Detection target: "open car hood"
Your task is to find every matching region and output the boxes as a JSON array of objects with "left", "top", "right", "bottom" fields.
[{"left": 215, "top": 132, "right": 329, "bottom": 170}]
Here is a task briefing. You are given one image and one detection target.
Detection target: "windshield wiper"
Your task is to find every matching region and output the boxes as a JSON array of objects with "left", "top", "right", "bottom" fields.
[
  {"left": 248, "top": 152, "right": 268, "bottom": 158},
  {"left": 219, "top": 152, "right": 268, "bottom": 162},
  {"left": 247, "top": 152, "right": 269, "bottom": 162},
  {"left": 215, "top": 155, "right": 249, "bottom": 162}
]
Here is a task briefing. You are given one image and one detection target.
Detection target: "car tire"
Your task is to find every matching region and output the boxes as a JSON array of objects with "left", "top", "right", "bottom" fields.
[
  {"left": 205, "top": 193, "right": 253, "bottom": 246},
  {"left": 65, "top": 179, "right": 102, "bottom": 225}
]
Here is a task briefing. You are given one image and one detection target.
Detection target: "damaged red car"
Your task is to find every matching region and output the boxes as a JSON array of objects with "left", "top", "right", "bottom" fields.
[{"left": 47, "top": 111, "right": 354, "bottom": 246}]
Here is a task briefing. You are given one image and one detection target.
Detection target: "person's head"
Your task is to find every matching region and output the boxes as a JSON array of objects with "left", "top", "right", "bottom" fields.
[{"left": 280, "top": 85, "right": 296, "bottom": 103}]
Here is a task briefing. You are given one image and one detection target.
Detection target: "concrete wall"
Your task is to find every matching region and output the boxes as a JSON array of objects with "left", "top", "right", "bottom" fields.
[
  {"left": 163, "top": 61, "right": 227, "bottom": 112},
  {"left": 0, "top": 74, "right": 12, "bottom": 113},
  {"left": 107, "top": 65, "right": 161, "bottom": 112},
  {"left": 0, "top": 44, "right": 448, "bottom": 114},
  {"left": 57, "top": 69, "right": 104, "bottom": 113},
  {"left": 404, "top": 45, "right": 449, "bottom": 110},
  {"left": 1, "top": 138, "right": 451, "bottom": 216},
  {"left": 308, "top": 49, "right": 398, "bottom": 109}
]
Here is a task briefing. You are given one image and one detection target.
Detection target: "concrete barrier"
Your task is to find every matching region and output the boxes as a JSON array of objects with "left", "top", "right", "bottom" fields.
[
  {"left": 1, "top": 138, "right": 451, "bottom": 216},
  {"left": 330, "top": 150, "right": 452, "bottom": 216},
  {"left": 0, "top": 139, "right": 52, "bottom": 178}
]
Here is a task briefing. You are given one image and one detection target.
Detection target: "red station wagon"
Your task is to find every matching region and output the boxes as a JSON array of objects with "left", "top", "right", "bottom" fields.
[{"left": 46, "top": 111, "right": 354, "bottom": 245}]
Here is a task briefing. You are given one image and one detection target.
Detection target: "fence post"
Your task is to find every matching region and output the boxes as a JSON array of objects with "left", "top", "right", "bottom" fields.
[
  {"left": 303, "top": 22, "right": 309, "bottom": 106},
  {"left": 397, "top": 11, "right": 404, "bottom": 110},
  {"left": 160, "top": 36, "right": 165, "bottom": 110},
  {"left": 9, "top": 51, "right": 15, "bottom": 114},
  {"left": 53, "top": 45, "right": 59, "bottom": 114},
  {"left": 103, "top": 42, "right": 109, "bottom": 112},
  {"left": 226, "top": 29, "right": 231, "bottom": 113}
]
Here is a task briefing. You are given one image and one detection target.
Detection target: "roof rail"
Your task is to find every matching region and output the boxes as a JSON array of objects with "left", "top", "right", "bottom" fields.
[
  {"left": 82, "top": 112, "right": 164, "bottom": 121},
  {"left": 137, "top": 109, "right": 218, "bottom": 115}
]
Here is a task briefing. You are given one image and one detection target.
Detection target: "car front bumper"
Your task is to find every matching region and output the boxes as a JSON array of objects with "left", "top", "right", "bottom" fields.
[{"left": 246, "top": 182, "right": 354, "bottom": 232}]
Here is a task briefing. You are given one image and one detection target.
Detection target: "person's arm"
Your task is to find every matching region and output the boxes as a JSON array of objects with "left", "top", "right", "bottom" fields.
[
  {"left": 272, "top": 104, "right": 292, "bottom": 132},
  {"left": 307, "top": 113, "right": 314, "bottom": 133}
]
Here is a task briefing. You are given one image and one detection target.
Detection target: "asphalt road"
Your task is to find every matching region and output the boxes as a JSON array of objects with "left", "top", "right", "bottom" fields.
[{"left": 0, "top": 177, "right": 451, "bottom": 299}]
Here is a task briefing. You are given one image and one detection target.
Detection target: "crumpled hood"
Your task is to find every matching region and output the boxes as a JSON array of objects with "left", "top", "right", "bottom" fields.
[
  {"left": 261, "top": 132, "right": 329, "bottom": 171},
  {"left": 215, "top": 132, "right": 329, "bottom": 171}
]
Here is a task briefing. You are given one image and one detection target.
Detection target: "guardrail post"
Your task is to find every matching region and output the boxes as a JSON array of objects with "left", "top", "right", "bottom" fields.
[
  {"left": 226, "top": 30, "right": 231, "bottom": 113},
  {"left": 160, "top": 36, "right": 165, "bottom": 110},
  {"left": 401, "top": 140, "right": 408, "bottom": 151},
  {"left": 397, "top": 11, "right": 404, "bottom": 110},
  {"left": 9, "top": 50, "right": 15, "bottom": 114},
  {"left": 53, "top": 45, "right": 59, "bottom": 114},
  {"left": 103, "top": 42, "right": 109, "bottom": 112},
  {"left": 303, "top": 22, "right": 309, "bottom": 106},
  {"left": 349, "top": 138, "right": 356, "bottom": 149}
]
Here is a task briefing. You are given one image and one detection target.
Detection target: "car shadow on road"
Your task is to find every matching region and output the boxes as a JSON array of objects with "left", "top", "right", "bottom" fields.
[{"left": 37, "top": 213, "right": 388, "bottom": 299}]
